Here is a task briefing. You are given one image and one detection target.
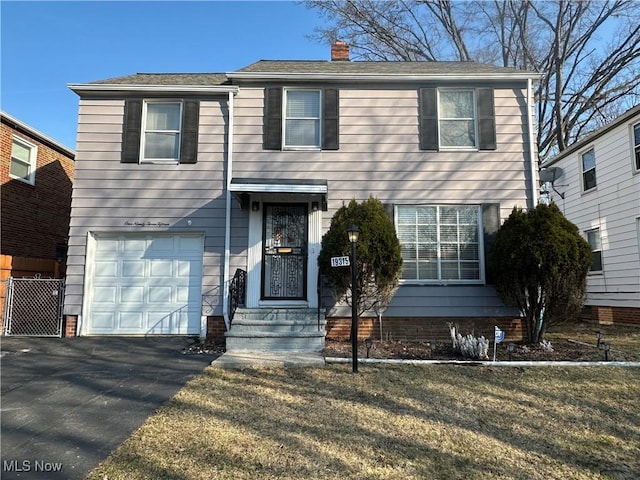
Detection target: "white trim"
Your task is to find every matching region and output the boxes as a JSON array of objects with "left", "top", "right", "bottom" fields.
[
  {"left": 68, "top": 84, "right": 238, "bottom": 95},
  {"left": 79, "top": 232, "right": 98, "bottom": 336},
  {"left": 140, "top": 100, "right": 183, "bottom": 164},
  {"left": 246, "top": 203, "right": 263, "bottom": 308},
  {"left": 229, "top": 182, "right": 328, "bottom": 194},
  {"left": 227, "top": 72, "right": 540, "bottom": 82},
  {"left": 527, "top": 78, "right": 538, "bottom": 206},
  {"left": 223, "top": 91, "right": 235, "bottom": 329}
]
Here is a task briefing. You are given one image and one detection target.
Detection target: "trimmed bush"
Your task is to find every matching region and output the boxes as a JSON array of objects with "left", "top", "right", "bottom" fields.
[
  {"left": 318, "top": 197, "right": 402, "bottom": 315},
  {"left": 488, "top": 203, "right": 592, "bottom": 343}
]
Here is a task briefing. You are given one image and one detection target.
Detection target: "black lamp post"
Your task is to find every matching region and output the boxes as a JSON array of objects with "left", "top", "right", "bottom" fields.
[{"left": 347, "top": 224, "right": 360, "bottom": 373}]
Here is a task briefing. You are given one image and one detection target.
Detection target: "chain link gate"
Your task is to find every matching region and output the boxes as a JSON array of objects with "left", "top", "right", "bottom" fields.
[{"left": 3, "top": 276, "right": 65, "bottom": 337}]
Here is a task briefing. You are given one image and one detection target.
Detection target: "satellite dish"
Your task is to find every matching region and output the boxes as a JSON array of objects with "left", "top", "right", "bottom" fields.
[{"left": 539, "top": 167, "right": 563, "bottom": 184}]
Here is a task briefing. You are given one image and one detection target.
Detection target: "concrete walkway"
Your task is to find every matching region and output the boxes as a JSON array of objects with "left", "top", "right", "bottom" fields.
[{"left": 1, "top": 336, "right": 216, "bottom": 480}]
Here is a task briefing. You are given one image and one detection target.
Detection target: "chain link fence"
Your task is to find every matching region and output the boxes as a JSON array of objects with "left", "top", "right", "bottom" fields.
[{"left": 3, "top": 276, "right": 65, "bottom": 337}]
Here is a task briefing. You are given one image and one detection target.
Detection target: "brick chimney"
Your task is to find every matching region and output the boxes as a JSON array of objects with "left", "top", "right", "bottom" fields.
[{"left": 331, "top": 41, "right": 350, "bottom": 61}]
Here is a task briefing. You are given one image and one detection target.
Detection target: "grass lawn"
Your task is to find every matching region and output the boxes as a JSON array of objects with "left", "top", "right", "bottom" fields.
[{"left": 88, "top": 362, "right": 640, "bottom": 480}]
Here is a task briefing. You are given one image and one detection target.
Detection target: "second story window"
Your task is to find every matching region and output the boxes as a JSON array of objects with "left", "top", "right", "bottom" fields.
[
  {"left": 581, "top": 148, "right": 597, "bottom": 191},
  {"left": 10, "top": 136, "right": 37, "bottom": 185},
  {"left": 142, "top": 101, "right": 182, "bottom": 162},
  {"left": 264, "top": 87, "right": 339, "bottom": 151},
  {"left": 284, "top": 89, "right": 321, "bottom": 149},
  {"left": 438, "top": 90, "right": 476, "bottom": 148},
  {"left": 121, "top": 98, "right": 199, "bottom": 165},
  {"left": 586, "top": 228, "right": 603, "bottom": 273},
  {"left": 419, "top": 87, "right": 496, "bottom": 151},
  {"left": 633, "top": 122, "right": 640, "bottom": 172}
]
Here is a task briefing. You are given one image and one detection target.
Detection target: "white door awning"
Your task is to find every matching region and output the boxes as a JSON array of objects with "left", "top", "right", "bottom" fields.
[{"left": 229, "top": 177, "right": 328, "bottom": 210}]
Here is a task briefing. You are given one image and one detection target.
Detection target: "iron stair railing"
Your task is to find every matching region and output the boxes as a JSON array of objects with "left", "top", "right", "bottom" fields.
[{"left": 229, "top": 268, "right": 246, "bottom": 325}]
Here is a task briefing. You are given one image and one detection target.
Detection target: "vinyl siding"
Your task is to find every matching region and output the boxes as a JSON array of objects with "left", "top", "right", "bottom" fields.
[
  {"left": 66, "top": 80, "right": 535, "bottom": 321},
  {"left": 548, "top": 113, "right": 640, "bottom": 308},
  {"left": 231, "top": 83, "right": 533, "bottom": 317},
  {"left": 64, "top": 97, "right": 230, "bottom": 317}
]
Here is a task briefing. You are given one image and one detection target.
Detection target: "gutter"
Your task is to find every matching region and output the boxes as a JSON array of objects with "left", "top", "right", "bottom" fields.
[
  {"left": 527, "top": 78, "right": 539, "bottom": 207},
  {"left": 227, "top": 72, "right": 541, "bottom": 83},
  {"left": 222, "top": 90, "right": 235, "bottom": 330},
  {"left": 68, "top": 84, "right": 239, "bottom": 95}
]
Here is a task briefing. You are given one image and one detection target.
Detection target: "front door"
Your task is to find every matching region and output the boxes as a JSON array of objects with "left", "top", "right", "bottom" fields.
[{"left": 262, "top": 203, "right": 308, "bottom": 300}]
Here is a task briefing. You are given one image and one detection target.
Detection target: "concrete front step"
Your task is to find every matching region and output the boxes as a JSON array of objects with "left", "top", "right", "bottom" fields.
[
  {"left": 226, "top": 307, "right": 326, "bottom": 353},
  {"left": 225, "top": 332, "right": 325, "bottom": 353},
  {"left": 211, "top": 352, "right": 325, "bottom": 369},
  {"left": 231, "top": 318, "right": 325, "bottom": 334},
  {"left": 233, "top": 308, "right": 323, "bottom": 322}
]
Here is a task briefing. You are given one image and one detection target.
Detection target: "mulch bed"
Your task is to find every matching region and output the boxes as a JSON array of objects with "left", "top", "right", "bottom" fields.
[
  {"left": 184, "top": 336, "right": 638, "bottom": 362},
  {"left": 322, "top": 338, "right": 639, "bottom": 362}
]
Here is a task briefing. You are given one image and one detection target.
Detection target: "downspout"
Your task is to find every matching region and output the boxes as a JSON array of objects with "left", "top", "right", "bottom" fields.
[
  {"left": 222, "top": 90, "right": 235, "bottom": 330},
  {"left": 527, "top": 78, "right": 539, "bottom": 207}
]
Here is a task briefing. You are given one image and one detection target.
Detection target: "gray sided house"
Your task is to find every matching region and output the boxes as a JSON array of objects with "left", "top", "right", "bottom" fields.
[{"left": 65, "top": 43, "right": 540, "bottom": 350}]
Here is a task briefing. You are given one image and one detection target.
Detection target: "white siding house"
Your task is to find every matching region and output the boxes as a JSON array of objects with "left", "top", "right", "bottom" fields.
[
  {"left": 542, "top": 105, "right": 640, "bottom": 326},
  {"left": 64, "top": 43, "right": 540, "bottom": 347}
]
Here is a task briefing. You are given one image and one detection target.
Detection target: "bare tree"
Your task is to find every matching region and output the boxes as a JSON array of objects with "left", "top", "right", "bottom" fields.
[{"left": 307, "top": 0, "right": 640, "bottom": 160}]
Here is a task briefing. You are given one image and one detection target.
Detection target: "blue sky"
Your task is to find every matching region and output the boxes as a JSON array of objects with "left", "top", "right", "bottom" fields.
[{"left": 1, "top": 1, "right": 328, "bottom": 150}]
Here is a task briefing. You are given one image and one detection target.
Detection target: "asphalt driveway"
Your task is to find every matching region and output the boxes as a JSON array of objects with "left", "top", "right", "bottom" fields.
[{"left": 1, "top": 336, "right": 217, "bottom": 480}]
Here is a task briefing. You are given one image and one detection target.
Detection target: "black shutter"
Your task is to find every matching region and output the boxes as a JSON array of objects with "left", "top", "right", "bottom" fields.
[
  {"left": 322, "top": 88, "right": 339, "bottom": 150},
  {"left": 477, "top": 88, "right": 496, "bottom": 150},
  {"left": 383, "top": 203, "right": 395, "bottom": 220},
  {"left": 264, "top": 87, "right": 282, "bottom": 150},
  {"left": 180, "top": 100, "right": 200, "bottom": 164},
  {"left": 482, "top": 203, "right": 500, "bottom": 284},
  {"left": 419, "top": 87, "right": 438, "bottom": 151},
  {"left": 121, "top": 99, "right": 142, "bottom": 163}
]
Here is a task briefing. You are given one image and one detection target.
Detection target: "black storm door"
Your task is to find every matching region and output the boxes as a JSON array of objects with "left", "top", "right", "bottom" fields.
[{"left": 262, "top": 204, "right": 308, "bottom": 300}]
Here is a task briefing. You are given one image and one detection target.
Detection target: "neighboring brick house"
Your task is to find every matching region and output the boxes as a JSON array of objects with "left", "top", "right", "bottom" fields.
[
  {"left": 65, "top": 42, "right": 540, "bottom": 349},
  {"left": 1, "top": 112, "right": 75, "bottom": 329},
  {"left": 542, "top": 105, "right": 640, "bottom": 326},
  {"left": 1, "top": 112, "right": 75, "bottom": 270}
]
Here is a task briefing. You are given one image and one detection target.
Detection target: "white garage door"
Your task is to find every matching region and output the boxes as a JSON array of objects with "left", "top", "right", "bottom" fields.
[{"left": 86, "top": 234, "right": 204, "bottom": 335}]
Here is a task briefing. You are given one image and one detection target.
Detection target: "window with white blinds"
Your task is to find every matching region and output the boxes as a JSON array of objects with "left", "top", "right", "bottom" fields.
[
  {"left": 284, "top": 89, "right": 321, "bottom": 148},
  {"left": 396, "top": 205, "right": 482, "bottom": 282}
]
